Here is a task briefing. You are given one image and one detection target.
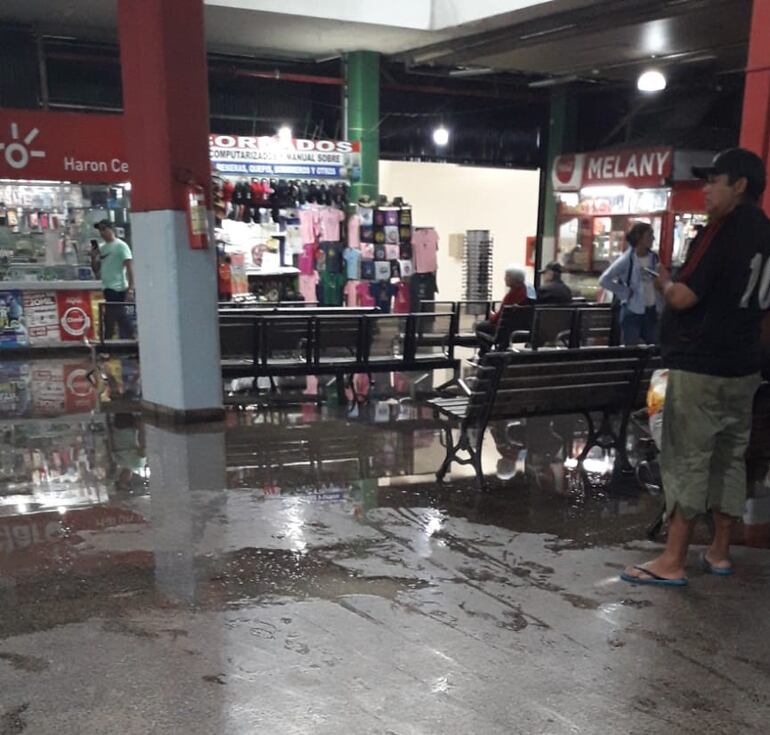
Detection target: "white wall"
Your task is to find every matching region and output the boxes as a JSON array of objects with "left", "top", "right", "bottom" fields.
[{"left": 378, "top": 160, "right": 540, "bottom": 303}]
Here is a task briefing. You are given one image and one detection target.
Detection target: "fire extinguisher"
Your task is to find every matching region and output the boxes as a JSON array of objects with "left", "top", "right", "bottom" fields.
[{"left": 186, "top": 184, "right": 209, "bottom": 249}]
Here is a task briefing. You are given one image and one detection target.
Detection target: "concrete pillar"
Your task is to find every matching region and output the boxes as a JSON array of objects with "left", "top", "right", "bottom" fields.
[
  {"left": 118, "top": 0, "right": 222, "bottom": 421},
  {"left": 346, "top": 51, "right": 380, "bottom": 201},
  {"left": 740, "top": 0, "right": 770, "bottom": 214},
  {"left": 539, "top": 89, "right": 577, "bottom": 269},
  {"left": 146, "top": 421, "right": 227, "bottom": 603}
]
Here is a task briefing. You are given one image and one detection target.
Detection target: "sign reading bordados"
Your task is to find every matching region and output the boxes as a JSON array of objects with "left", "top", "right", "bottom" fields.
[
  {"left": 0, "top": 108, "right": 128, "bottom": 183},
  {"left": 552, "top": 146, "right": 674, "bottom": 191},
  {"left": 209, "top": 135, "right": 360, "bottom": 179}
]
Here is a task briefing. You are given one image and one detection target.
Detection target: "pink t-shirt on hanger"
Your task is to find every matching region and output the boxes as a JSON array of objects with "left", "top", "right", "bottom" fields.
[
  {"left": 319, "top": 207, "right": 345, "bottom": 242},
  {"left": 299, "top": 208, "right": 319, "bottom": 244},
  {"left": 412, "top": 228, "right": 439, "bottom": 273},
  {"left": 299, "top": 272, "right": 318, "bottom": 304},
  {"left": 344, "top": 279, "right": 359, "bottom": 306},
  {"left": 347, "top": 214, "right": 361, "bottom": 249}
]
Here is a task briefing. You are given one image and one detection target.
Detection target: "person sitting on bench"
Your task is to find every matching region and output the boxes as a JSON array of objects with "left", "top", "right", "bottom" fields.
[
  {"left": 537, "top": 261, "right": 573, "bottom": 304},
  {"left": 476, "top": 264, "right": 530, "bottom": 351}
]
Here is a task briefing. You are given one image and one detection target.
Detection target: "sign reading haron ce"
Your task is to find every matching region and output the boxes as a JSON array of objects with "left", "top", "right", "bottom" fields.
[
  {"left": 209, "top": 134, "right": 360, "bottom": 178},
  {"left": 0, "top": 108, "right": 128, "bottom": 182},
  {"left": 552, "top": 146, "right": 674, "bottom": 191}
]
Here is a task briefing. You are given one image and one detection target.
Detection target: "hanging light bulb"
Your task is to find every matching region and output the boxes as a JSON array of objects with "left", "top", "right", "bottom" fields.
[
  {"left": 637, "top": 69, "right": 666, "bottom": 92},
  {"left": 277, "top": 125, "right": 292, "bottom": 142},
  {"left": 433, "top": 126, "right": 450, "bottom": 146}
]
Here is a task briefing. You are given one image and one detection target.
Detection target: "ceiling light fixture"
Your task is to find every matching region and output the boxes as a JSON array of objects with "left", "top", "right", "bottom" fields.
[
  {"left": 432, "top": 126, "right": 450, "bottom": 146},
  {"left": 637, "top": 69, "right": 667, "bottom": 92},
  {"left": 277, "top": 125, "right": 292, "bottom": 142}
]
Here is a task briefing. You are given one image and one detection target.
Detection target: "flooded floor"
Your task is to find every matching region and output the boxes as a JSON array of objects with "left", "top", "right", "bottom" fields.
[{"left": 1, "top": 354, "right": 770, "bottom": 733}]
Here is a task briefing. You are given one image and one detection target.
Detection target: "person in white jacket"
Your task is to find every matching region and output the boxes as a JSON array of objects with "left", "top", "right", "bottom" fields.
[{"left": 598, "top": 222, "right": 662, "bottom": 344}]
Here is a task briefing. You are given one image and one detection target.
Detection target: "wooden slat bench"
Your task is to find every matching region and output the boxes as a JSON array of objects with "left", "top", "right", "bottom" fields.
[{"left": 428, "top": 345, "right": 655, "bottom": 489}]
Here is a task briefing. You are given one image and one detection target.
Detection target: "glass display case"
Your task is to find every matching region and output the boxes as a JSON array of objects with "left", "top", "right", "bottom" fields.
[{"left": 0, "top": 181, "right": 131, "bottom": 286}]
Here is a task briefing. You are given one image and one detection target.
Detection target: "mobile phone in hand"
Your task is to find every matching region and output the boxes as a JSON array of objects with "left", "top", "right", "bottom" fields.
[{"left": 90, "top": 239, "right": 99, "bottom": 250}]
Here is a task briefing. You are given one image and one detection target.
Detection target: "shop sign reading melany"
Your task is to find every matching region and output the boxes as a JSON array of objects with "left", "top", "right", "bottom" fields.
[{"left": 552, "top": 146, "right": 674, "bottom": 191}]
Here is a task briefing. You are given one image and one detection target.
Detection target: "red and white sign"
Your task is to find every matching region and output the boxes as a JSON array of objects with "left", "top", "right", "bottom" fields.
[
  {"left": 64, "top": 363, "right": 96, "bottom": 412},
  {"left": 23, "top": 291, "right": 61, "bottom": 345},
  {"left": 552, "top": 146, "right": 674, "bottom": 191},
  {"left": 56, "top": 291, "right": 94, "bottom": 341},
  {"left": 551, "top": 153, "right": 584, "bottom": 191},
  {"left": 0, "top": 108, "right": 127, "bottom": 183}
]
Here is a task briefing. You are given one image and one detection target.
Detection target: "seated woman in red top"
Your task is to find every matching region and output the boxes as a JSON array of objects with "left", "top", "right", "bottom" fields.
[{"left": 475, "top": 265, "right": 530, "bottom": 352}]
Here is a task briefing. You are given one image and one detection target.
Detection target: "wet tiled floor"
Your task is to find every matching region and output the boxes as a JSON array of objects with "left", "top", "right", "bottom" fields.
[{"left": 1, "top": 355, "right": 770, "bottom": 733}]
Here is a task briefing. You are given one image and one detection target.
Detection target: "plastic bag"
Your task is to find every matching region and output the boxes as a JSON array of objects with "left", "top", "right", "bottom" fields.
[{"left": 646, "top": 368, "right": 669, "bottom": 450}]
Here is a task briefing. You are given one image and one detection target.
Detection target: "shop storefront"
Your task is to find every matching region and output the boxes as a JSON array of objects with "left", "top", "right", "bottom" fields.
[
  {"left": 550, "top": 146, "right": 714, "bottom": 297},
  {"left": 0, "top": 108, "right": 131, "bottom": 348},
  {"left": 210, "top": 134, "right": 360, "bottom": 303}
]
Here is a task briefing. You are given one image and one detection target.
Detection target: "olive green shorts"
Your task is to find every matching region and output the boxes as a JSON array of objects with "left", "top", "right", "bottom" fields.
[{"left": 661, "top": 369, "right": 761, "bottom": 520}]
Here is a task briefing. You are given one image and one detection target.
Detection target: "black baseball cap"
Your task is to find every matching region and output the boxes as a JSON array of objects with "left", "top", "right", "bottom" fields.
[
  {"left": 692, "top": 148, "right": 766, "bottom": 197},
  {"left": 94, "top": 219, "right": 113, "bottom": 230},
  {"left": 540, "top": 261, "right": 563, "bottom": 275}
]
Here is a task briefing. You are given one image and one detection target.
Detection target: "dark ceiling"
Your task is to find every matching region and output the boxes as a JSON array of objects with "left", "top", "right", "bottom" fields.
[{"left": 0, "top": 0, "right": 756, "bottom": 165}]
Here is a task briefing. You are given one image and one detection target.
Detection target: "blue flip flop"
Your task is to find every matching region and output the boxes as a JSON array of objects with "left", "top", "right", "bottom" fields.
[
  {"left": 620, "top": 565, "right": 688, "bottom": 587},
  {"left": 699, "top": 552, "right": 734, "bottom": 577}
]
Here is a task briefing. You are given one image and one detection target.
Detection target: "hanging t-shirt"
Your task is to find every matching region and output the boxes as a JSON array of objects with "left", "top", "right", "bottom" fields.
[
  {"left": 385, "top": 244, "right": 400, "bottom": 261},
  {"left": 374, "top": 261, "right": 392, "bottom": 281},
  {"left": 356, "top": 282, "right": 375, "bottom": 307},
  {"left": 285, "top": 224, "right": 303, "bottom": 254},
  {"left": 298, "top": 243, "right": 315, "bottom": 275},
  {"left": 321, "top": 271, "right": 345, "bottom": 306},
  {"left": 384, "top": 209, "right": 399, "bottom": 226},
  {"left": 299, "top": 208, "right": 319, "bottom": 244},
  {"left": 343, "top": 248, "right": 362, "bottom": 280},
  {"left": 393, "top": 282, "right": 411, "bottom": 314},
  {"left": 347, "top": 214, "right": 361, "bottom": 249},
  {"left": 359, "top": 206, "right": 374, "bottom": 226},
  {"left": 319, "top": 242, "right": 343, "bottom": 273},
  {"left": 412, "top": 228, "right": 439, "bottom": 273},
  {"left": 319, "top": 207, "right": 345, "bottom": 242},
  {"left": 361, "top": 243, "right": 375, "bottom": 260},
  {"left": 399, "top": 259, "right": 414, "bottom": 278},
  {"left": 410, "top": 272, "right": 437, "bottom": 308},
  {"left": 361, "top": 260, "right": 375, "bottom": 280},
  {"left": 360, "top": 225, "right": 375, "bottom": 243},
  {"left": 370, "top": 282, "right": 397, "bottom": 313},
  {"left": 384, "top": 225, "right": 399, "bottom": 244},
  {"left": 299, "top": 272, "right": 318, "bottom": 304},
  {"left": 344, "top": 279, "right": 359, "bottom": 306}
]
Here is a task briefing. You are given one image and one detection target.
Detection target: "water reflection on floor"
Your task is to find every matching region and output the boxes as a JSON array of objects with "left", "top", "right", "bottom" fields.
[{"left": 3, "top": 358, "right": 770, "bottom": 733}]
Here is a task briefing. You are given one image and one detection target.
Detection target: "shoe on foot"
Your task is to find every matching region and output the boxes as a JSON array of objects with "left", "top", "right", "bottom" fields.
[
  {"left": 620, "top": 565, "right": 688, "bottom": 587},
  {"left": 699, "top": 552, "right": 733, "bottom": 577}
]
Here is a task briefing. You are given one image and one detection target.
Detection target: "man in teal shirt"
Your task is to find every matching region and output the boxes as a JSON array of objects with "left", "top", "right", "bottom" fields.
[{"left": 91, "top": 220, "right": 134, "bottom": 340}]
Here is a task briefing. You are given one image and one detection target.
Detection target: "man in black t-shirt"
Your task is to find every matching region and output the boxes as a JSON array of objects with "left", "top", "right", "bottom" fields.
[{"left": 622, "top": 148, "right": 769, "bottom": 587}]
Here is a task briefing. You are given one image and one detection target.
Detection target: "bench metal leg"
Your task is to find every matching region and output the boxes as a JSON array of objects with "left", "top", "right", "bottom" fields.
[
  {"left": 436, "top": 424, "right": 455, "bottom": 482},
  {"left": 435, "top": 422, "right": 487, "bottom": 490}
]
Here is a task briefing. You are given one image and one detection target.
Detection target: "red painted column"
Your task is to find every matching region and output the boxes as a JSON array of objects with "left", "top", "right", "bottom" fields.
[
  {"left": 740, "top": 0, "right": 770, "bottom": 213},
  {"left": 118, "top": 0, "right": 211, "bottom": 211},
  {"left": 117, "top": 0, "right": 222, "bottom": 419}
]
